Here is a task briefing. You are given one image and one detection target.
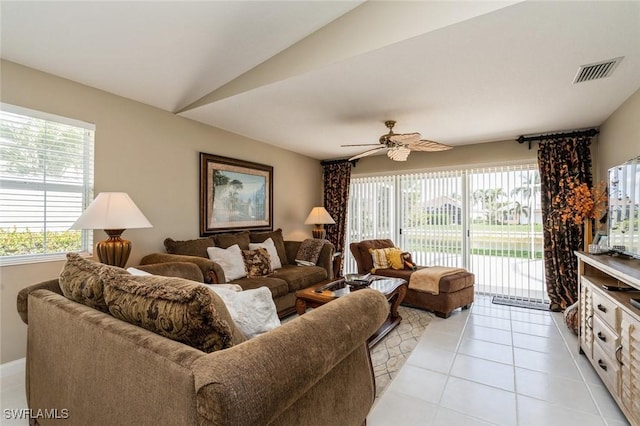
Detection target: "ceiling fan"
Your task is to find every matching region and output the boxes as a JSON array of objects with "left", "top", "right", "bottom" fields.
[{"left": 342, "top": 120, "right": 452, "bottom": 162}]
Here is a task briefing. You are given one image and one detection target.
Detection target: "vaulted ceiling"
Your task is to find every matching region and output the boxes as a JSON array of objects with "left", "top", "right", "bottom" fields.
[{"left": 2, "top": 1, "right": 639, "bottom": 161}]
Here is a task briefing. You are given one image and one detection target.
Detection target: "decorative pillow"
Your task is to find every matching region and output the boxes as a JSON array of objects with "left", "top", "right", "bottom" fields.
[
  {"left": 242, "top": 248, "right": 272, "bottom": 277},
  {"left": 206, "top": 244, "right": 247, "bottom": 281},
  {"left": 369, "top": 247, "right": 395, "bottom": 271},
  {"left": 164, "top": 237, "right": 215, "bottom": 258},
  {"left": 249, "top": 238, "right": 282, "bottom": 270},
  {"left": 386, "top": 248, "right": 405, "bottom": 270},
  {"left": 211, "top": 283, "right": 243, "bottom": 292},
  {"left": 59, "top": 253, "right": 130, "bottom": 312},
  {"left": 214, "top": 231, "right": 250, "bottom": 250},
  {"left": 208, "top": 286, "right": 280, "bottom": 338},
  {"left": 126, "top": 267, "right": 152, "bottom": 276},
  {"left": 102, "top": 271, "right": 247, "bottom": 352},
  {"left": 249, "top": 228, "right": 289, "bottom": 265},
  {"left": 295, "top": 238, "right": 326, "bottom": 265}
]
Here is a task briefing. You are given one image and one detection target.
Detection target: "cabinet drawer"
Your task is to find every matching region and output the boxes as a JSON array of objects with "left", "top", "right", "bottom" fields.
[
  {"left": 593, "top": 341, "right": 620, "bottom": 395},
  {"left": 592, "top": 290, "right": 620, "bottom": 330},
  {"left": 592, "top": 315, "right": 620, "bottom": 355}
]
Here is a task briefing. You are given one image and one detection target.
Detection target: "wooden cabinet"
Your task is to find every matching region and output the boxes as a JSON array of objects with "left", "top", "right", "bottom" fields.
[
  {"left": 577, "top": 252, "right": 640, "bottom": 425},
  {"left": 620, "top": 311, "right": 640, "bottom": 422}
]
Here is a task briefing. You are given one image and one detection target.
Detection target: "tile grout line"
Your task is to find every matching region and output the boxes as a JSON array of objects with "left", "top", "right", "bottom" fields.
[{"left": 548, "top": 311, "right": 619, "bottom": 424}]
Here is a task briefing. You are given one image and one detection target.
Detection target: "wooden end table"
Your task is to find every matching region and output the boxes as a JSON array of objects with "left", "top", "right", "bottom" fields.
[{"left": 295, "top": 276, "right": 408, "bottom": 347}]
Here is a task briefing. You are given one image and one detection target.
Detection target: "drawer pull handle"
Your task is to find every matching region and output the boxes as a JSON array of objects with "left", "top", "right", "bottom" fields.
[
  {"left": 615, "top": 345, "right": 623, "bottom": 366},
  {"left": 597, "top": 304, "right": 607, "bottom": 313},
  {"left": 597, "top": 332, "right": 607, "bottom": 342},
  {"left": 597, "top": 359, "right": 607, "bottom": 371}
]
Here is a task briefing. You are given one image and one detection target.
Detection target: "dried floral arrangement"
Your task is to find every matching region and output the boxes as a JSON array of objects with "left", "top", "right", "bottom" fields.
[{"left": 553, "top": 169, "right": 607, "bottom": 225}]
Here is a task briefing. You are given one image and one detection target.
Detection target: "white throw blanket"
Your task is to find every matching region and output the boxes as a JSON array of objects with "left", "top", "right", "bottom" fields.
[{"left": 409, "top": 267, "right": 467, "bottom": 295}]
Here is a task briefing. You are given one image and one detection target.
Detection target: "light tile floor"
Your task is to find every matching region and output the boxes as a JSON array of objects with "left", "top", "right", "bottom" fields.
[
  {"left": 1, "top": 295, "right": 631, "bottom": 426},
  {"left": 367, "top": 295, "right": 631, "bottom": 426}
]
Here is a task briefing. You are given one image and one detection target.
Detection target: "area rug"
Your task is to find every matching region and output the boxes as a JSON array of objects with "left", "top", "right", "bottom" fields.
[{"left": 370, "top": 306, "right": 433, "bottom": 399}]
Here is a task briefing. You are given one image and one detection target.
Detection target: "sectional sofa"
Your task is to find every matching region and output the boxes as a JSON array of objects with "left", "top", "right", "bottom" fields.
[{"left": 16, "top": 254, "right": 388, "bottom": 425}]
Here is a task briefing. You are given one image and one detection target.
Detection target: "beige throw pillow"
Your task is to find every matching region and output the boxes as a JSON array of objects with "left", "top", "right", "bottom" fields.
[
  {"left": 208, "top": 286, "right": 280, "bottom": 339},
  {"left": 369, "top": 247, "right": 395, "bottom": 271},
  {"left": 206, "top": 244, "right": 247, "bottom": 281}
]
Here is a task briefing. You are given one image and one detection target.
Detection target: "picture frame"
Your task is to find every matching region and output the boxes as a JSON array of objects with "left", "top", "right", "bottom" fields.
[{"left": 200, "top": 153, "right": 273, "bottom": 235}]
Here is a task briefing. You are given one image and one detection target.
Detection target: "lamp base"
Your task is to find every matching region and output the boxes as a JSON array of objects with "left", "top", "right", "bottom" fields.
[
  {"left": 96, "top": 229, "right": 131, "bottom": 268},
  {"left": 312, "top": 226, "right": 326, "bottom": 240}
]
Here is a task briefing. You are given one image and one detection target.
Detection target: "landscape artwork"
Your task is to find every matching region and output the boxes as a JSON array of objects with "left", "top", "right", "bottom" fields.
[{"left": 200, "top": 153, "right": 273, "bottom": 235}]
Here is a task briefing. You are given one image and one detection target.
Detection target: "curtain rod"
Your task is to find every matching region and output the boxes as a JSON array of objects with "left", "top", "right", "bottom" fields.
[
  {"left": 516, "top": 128, "right": 599, "bottom": 150},
  {"left": 320, "top": 158, "right": 359, "bottom": 167}
]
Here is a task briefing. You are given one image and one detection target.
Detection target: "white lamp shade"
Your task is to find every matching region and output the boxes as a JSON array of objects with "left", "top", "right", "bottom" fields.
[
  {"left": 71, "top": 192, "right": 152, "bottom": 230},
  {"left": 304, "top": 207, "right": 335, "bottom": 225}
]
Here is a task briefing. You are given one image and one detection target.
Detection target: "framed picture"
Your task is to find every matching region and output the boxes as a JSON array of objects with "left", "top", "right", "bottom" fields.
[
  {"left": 594, "top": 231, "right": 608, "bottom": 247},
  {"left": 200, "top": 153, "right": 273, "bottom": 235}
]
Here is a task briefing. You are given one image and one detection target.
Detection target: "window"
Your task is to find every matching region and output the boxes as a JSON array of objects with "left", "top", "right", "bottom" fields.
[
  {"left": 0, "top": 104, "right": 95, "bottom": 265},
  {"left": 346, "top": 164, "right": 546, "bottom": 302}
]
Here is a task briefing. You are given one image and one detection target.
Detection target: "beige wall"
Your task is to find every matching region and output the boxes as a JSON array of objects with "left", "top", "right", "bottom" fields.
[
  {"left": 352, "top": 139, "right": 538, "bottom": 176},
  {"left": 596, "top": 88, "right": 640, "bottom": 180},
  {"left": 0, "top": 60, "right": 323, "bottom": 363}
]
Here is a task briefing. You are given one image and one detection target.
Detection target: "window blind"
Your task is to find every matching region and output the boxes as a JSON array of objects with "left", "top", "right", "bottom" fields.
[
  {"left": 0, "top": 104, "right": 95, "bottom": 265},
  {"left": 346, "top": 164, "right": 546, "bottom": 302}
]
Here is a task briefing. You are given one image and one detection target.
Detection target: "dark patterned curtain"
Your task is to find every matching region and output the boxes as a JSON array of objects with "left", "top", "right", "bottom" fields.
[
  {"left": 538, "top": 136, "right": 593, "bottom": 311},
  {"left": 322, "top": 160, "right": 352, "bottom": 277}
]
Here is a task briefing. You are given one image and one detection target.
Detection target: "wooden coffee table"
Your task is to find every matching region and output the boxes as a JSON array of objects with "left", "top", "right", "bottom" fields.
[{"left": 295, "top": 276, "right": 408, "bottom": 347}]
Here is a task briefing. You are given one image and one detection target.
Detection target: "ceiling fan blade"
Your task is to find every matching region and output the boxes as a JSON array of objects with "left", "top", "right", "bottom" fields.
[
  {"left": 408, "top": 140, "right": 453, "bottom": 152},
  {"left": 389, "top": 132, "right": 421, "bottom": 144},
  {"left": 348, "top": 146, "right": 387, "bottom": 161},
  {"left": 387, "top": 146, "right": 410, "bottom": 161},
  {"left": 341, "top": 143, "right": 382, "bottom": 147}
]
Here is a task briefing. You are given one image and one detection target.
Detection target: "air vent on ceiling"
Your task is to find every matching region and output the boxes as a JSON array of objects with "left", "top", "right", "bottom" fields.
[{"left": 573, "top": 57, "right": 623, "bottom": 84}]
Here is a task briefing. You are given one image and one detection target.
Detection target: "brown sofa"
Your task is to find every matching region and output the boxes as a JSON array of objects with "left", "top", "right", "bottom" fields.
[
  {"left": 350, "top": 239, "right": 475, "bottom": 318},
  {"left": 140, "top": 229, "right": 334, "bottom": 318},
  {"left": 16, "top": 265, "right": 389, "bottom": 426}
]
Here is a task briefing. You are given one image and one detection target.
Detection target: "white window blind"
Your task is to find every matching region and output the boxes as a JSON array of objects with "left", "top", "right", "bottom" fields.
[
  {"left": 346, "top": 164, "right": 545, "bottom": 302},
  {"left": 0, "top": 104, "right": 95, "bottom": 265}
]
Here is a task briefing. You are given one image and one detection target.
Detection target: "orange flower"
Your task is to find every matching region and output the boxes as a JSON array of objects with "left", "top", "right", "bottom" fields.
[{"left": 554, "top": 175, "right": 606, "bottom": 225}]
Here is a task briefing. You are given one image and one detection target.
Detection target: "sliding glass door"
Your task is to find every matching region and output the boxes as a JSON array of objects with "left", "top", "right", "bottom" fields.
[
  {"left": 396, "top": 170, "right": 465, "bottom": 268},
  {"left": 345, "top": 164, "right": 546, "bottom": 302},
  {"left": 467, "top": 165, "right": 545, "bottom": 301}
]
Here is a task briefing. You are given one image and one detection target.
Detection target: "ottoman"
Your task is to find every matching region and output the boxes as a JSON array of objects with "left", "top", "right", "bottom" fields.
[
  {"left": 369, "top": 269, "right": 475, "bottom": 318},
  {"left": 402, "top": 271, "right": 475, "bottom": 318}
]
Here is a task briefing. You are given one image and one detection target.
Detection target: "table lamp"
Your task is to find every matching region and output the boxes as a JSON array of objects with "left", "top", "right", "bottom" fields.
[
  {"left": 71, "top": 192, "right": 152, "bottom": 267},
  {"left": 304, "top": 207, "right": 335, "bottom": 239}
]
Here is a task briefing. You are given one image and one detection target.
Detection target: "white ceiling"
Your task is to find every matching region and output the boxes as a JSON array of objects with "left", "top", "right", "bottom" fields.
[{"left": 2, "top": 1, "right": 640, "bottom": 161}]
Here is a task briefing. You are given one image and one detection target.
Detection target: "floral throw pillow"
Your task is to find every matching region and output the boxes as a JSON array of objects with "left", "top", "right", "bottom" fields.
[
  {"left": 249, "top": 237, "right": 282, "bottom": 270},
  {"left": 242, "top": 248, "right": 272, "bottom": 277}
]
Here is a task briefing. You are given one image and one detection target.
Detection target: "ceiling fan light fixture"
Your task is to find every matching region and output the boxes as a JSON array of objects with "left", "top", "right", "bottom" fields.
[
  {"left": 343, "top": 120, "right": 452, "bottom": 162},
  {"left": 387, "top": 146, "right": 410, "bottom": 161}
]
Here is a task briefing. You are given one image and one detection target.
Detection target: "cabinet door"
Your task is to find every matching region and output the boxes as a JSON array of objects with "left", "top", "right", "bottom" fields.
[
  {"left": 580, "top": 280, "right": 594, "bottom": 357},
  {"left": 620, "top": 312, "right": 640, "bottom": 424}
]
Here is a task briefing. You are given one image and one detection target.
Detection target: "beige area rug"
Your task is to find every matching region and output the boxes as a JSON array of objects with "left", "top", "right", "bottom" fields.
[{"left": 370, "top": 306, "right": 433, "bottom": 399}]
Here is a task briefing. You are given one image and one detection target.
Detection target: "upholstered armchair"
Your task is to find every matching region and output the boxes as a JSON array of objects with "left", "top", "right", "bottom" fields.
[{"left": 350, "top": 239, "right": 475, "bottom": 318}]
